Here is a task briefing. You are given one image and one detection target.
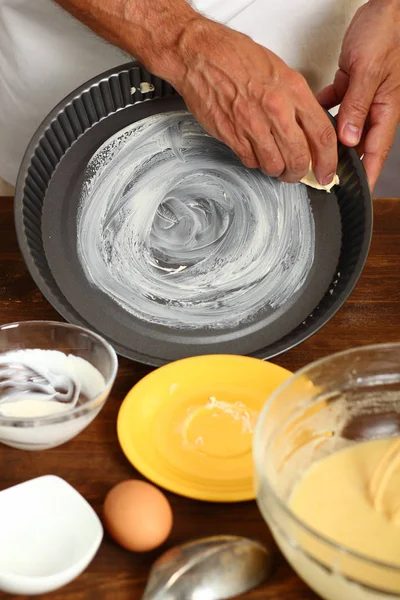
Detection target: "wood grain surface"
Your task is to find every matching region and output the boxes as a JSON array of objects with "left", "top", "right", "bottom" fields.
[{"left": 0, "top": 197, "right": 399, "bottom": 600}]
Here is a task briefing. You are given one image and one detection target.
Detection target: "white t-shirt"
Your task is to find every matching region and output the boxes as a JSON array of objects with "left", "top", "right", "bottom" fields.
[{"left": 0, "top": 0, "right": 365, "bottom": 184}]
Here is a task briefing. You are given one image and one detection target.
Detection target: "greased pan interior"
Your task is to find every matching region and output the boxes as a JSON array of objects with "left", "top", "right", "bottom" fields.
[{"left": 14, "top": 62, "right": 372, "bottom": 366}]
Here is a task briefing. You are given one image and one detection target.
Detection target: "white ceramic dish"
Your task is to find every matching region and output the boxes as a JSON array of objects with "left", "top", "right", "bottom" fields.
[{"left": 0, "top": 475, "right": 103, "bottom": 595}]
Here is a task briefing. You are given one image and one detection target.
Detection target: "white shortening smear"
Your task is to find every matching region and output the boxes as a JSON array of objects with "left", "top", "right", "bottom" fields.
[
  {"left": 0, "top": 398, "right": 72, "bottom": 418},
  {"left": 0, "top": 349, "right": 105, "bottom": 419},
  {"left": 77, "top": 112, "right": 315, "bottom": 329},
  {"left": 207, "top": 396, "right": 258, "bottom": 434}
]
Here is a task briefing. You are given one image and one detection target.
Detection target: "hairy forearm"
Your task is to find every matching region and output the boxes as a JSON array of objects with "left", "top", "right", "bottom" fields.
[{"left": 54, "top": 0, "right": 205, "bottom": 83}]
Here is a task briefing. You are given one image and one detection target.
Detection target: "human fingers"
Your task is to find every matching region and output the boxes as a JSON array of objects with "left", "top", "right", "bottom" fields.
[
  {"left": 356, "top": 137, "right": 366, "bottom": 158},
  {"left": 362, "top": 109, "right": 397, "bottom": 191},
  {"left": 250, "top": 131, "right": 285, "bottom": 177},
  {"left": 234, "top": 137, "right": 260, "bottom": 169},
  {"left": 316, "top": 69, "right": 349, "bottom": 110},
  {"left": 271, "top": 108, "right": 311, "bottom": 183},
  {"left": 198, "top": 106, "right": 260, "bottom": 169},
  {"left": 295, "top": 75, "right": 338, "bottom": 185},
  {"left": 337, "top": 65, "right": 381, "bottom": 147}
]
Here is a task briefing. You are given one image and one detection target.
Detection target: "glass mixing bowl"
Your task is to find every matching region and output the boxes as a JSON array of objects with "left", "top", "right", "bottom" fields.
[
  {"left": 254, "top": 344, "right": 400, "bottom": 600},
  {"left": 0, "top": 321, "right": 118, "bottom": 450}
]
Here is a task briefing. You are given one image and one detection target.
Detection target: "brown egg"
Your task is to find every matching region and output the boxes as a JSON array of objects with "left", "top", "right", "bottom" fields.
[{"left": 103, "top": 479, "right": 173, "bottom": 552}]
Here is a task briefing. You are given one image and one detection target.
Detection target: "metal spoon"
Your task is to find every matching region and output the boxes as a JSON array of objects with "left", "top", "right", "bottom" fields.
[{"left": 142, "top": 535, "right": 272, "bottom": 600}]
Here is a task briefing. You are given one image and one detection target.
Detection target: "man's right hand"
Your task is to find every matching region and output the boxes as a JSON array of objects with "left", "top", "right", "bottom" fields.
[{"left": 165, "top": 18, "right": 338, "bottom": 185}]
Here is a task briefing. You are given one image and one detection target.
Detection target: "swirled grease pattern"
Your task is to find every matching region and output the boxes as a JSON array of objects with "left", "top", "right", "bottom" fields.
[{"left": 77, "top": 112, "right": 315, "bottom": 329}]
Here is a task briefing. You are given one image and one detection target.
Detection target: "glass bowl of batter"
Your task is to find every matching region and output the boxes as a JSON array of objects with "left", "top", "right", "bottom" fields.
[
  {"left": 254, "top": 343, "right": 400, "bottom": 599},
  {"left": 0, "top": 321, "right": 118, "bottom": 450}
]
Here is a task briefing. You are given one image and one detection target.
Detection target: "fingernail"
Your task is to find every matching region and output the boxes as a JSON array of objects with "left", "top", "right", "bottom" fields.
[
  {"left": 344, "top": 124, "right": 361, "bottom": 146},
  {"left": 321, "top": 172, "right": 336, "bottom": 186}
]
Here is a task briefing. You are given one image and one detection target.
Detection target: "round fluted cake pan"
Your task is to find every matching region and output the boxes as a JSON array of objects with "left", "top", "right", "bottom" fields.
[{"left": 14, "top": 61, "right": 372, "bottom": 366}]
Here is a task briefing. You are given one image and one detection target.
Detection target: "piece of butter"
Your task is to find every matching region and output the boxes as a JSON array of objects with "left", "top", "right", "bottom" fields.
[{"left": 300, "top": 168, "right": 339, "bottom": 193}]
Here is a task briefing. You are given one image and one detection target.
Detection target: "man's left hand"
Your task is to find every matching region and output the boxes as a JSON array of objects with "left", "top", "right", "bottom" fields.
[{"left": 317, "top": 0, "right": 400, "bottom": 191}]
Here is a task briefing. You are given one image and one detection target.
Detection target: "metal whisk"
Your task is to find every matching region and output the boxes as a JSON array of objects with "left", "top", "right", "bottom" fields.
[{"left": 0, "top": 362, "right": 79, "bottom": 405}]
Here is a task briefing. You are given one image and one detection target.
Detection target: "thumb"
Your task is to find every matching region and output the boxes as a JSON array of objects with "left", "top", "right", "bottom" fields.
[{"left": 338, "top": 67, "right": 380, "bottom": 147}]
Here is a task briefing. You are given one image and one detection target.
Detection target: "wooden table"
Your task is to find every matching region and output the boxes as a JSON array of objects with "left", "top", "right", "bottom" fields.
[{"left": 0, "top": 196, "right": 399, "bottom": 600}]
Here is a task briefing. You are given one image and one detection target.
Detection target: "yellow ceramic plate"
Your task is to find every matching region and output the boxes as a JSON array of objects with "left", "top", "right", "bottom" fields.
[{"left": 117, "top": 355, "right": 292, "bottom": 502}]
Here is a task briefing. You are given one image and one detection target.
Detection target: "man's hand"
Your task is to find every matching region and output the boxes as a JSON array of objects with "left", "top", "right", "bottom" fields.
[
  {"left": 55, "top": 0, "right": 337, "bottom": 184},
  {"left": 168, "top": 19, "right": 337, "bottom": 185},
  {"left": 317, "top": 0, "right": 400, "bottom": 191}
]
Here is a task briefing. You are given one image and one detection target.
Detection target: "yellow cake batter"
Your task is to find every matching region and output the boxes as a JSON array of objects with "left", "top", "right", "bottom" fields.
[{"left": 287, "top": 437, "right": 400, "bottom": 596}]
